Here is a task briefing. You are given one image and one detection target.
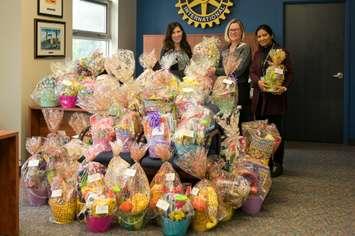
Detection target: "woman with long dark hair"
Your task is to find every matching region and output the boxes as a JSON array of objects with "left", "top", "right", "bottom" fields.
[
  {"left": 250, "top": 24, "right": 293, "bottom": 177},
  {"left": 154, "top": 22, "right": 192, "bottom": 80}
]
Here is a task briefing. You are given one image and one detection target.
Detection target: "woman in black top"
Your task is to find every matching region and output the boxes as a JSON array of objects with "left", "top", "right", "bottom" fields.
[{"left": 154, "top": 22, "right": 192, "bottom": 80}]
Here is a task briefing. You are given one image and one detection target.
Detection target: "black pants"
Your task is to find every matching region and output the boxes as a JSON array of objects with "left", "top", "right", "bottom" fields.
[
  {"left": 256, "top": 114, "right": 285, "bottom": 166},
  {"left": 238, "top": 82, "right": 252, "bottom": 124}
]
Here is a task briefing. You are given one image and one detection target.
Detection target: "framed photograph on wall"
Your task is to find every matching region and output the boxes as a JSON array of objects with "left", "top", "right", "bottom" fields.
[
  {"left": 38, "top": 0, "right": 63, "bottom": 18},
  {"left": 34, "top": 19, "right": 66, "bottom": 58}
]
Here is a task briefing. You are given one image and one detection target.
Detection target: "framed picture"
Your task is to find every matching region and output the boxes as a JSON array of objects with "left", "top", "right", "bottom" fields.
[
  {"left": 34, "top": 19, "right": 66, "bottom": 58},
  {"left": 38, "top": 0, "right": 63, "bottom": 18}
]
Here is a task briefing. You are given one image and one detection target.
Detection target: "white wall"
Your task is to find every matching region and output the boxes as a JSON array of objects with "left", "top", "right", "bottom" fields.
[{"left": 0, "top": 1, "right": 22, "bottom": 134}]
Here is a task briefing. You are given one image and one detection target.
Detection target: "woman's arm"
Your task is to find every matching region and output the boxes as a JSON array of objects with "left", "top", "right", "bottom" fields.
[{"left": 232, "top": 44, "right": 251, "bottom": 78}]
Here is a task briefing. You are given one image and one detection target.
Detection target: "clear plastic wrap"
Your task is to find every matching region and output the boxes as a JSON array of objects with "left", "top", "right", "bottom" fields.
[
  {"left": 105, "top": 49, "right": 135, "bottom": 84},
  {"left": 50, "top": 60, "right": 76, "bottom": 78},
  {"left": 192, "top": 37, "right": 221, "bottom": 66},
  {"left": 42, "top": 108, "right": 64, "bottom": 133},
  {"left": 76, "top": 50, "right": 105, "bottom": 77},
  {"left": 31, "top": 76, "right": 58, "bottom": 107},
  {"left": 63, "top": 139, "right": 87, "bottom": 161},
  {"left": 148, "top": 162, "right": 183, "bottom": 219},
  {"left": 68, "top": 112, "right": 90, "bottom": 136},
  {"left": 263, "top": 49, "right": 286, "bottom": 92},
  {"left": 116, "top": 162, "right": 150, "bottom": 230},
  {"left": 84, "top": 115, "right": 115, "bottom": 161},
  {"left": 136, "top": 50, "right": 158, "bottom": 82},
  {"left": 115, "top": 111, "right": 143, "bottom": 152},
  {"left": 129, "top": 142, "right": 148, "bottom": 162},
  {"left": 174, "top": 147, "right": 207, "bottom": 179},
  {"left": 48, "top": 161, "right": 78, "bottom": 224},
  {"left": 77, "top": 76, "right": 121, "bottom": 114},
  {"left": 142, "top": 112, "right": 174, "bottom": 159},
  {"left": 190, "top": 179, "right": 219, "bottom": 232},
  {"left": 21, "top": 137, "right": 48, "bottom": 206}
]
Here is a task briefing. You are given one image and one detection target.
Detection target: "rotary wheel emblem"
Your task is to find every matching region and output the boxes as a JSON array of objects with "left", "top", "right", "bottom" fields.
[{"left": 176, "top": 0, "right": 234, "bottom": 28}]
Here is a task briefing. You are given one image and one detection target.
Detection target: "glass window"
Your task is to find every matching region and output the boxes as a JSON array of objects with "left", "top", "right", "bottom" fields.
[
  {"left": 72, "top": 38, "right": 108, "bottom": 61},
  {"left": 72, "top": 0, "right": 110, "bottom": 60}
]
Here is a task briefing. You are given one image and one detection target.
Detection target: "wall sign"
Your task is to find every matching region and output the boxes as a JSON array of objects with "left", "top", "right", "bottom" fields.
[{"left": 176, "top": 0, "right": 233, "bottom": 28}]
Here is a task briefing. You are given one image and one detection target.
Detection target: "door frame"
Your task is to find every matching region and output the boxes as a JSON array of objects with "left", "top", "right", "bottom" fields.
[{"left": 282, "top": 0, "right": 350, "bottom": 144}]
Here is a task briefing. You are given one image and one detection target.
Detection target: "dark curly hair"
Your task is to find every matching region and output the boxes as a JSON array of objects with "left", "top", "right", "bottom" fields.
[{"left": 162, "top": 22, "right": 192, "bottom": 58}]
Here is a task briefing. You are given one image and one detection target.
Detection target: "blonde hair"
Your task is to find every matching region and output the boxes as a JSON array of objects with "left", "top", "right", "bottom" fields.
[{"left": 224, "top": 19, "right": 245, "bottom": 44}]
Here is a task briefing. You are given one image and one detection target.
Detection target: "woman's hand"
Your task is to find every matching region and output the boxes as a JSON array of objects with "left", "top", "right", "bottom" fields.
[
  {"left": 272, "top": 86, "right": 287, "bottom": 95},
  {"left": 258, "top": 80, "right": 266, "bottom": 92}
]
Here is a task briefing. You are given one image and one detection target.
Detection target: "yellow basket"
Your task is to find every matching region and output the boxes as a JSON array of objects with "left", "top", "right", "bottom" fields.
[{"left": 49, "top": 198, "right": 77, "bottom": 224}]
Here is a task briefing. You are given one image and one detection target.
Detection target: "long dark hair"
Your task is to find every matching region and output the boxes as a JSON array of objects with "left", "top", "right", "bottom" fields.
[{"left": 162, "top": 22, "right": 192, "bottom": 58}]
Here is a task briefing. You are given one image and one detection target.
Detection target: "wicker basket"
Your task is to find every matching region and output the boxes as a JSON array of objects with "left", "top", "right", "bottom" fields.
[{"left": 49, "top": 198, "right": 77, "bottom": 224}]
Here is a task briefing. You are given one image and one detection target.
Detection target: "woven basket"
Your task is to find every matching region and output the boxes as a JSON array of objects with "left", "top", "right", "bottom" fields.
[{"left": 49, "top": 198, "right": 77, "bottom": 224}]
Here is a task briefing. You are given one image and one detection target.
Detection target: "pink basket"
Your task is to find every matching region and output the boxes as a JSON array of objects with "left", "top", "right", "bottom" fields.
[
  {"left": 26, "top": 187, "right": 48, "bottom": 207},
  {"left": 59, "top": 95, "right": 77, "bottom": 108},
  {"left": 86, "top": 215, "right": 114, "bottom": 233}
]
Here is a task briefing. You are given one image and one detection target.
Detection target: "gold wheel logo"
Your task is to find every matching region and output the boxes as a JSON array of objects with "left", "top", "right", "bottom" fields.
[{"left": 176, "top": 0, "right": 234, "bottom": 28}]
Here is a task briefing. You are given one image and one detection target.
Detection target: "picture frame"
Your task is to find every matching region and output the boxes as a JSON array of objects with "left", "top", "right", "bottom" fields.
[
  {"left": 34, "top": 19, "right": 66, "bottom": 58},
  {"left": 38, "top": 0, "right": 63, "bottom": 18}
]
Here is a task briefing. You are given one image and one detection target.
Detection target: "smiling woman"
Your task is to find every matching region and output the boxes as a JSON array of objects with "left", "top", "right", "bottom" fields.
[{"left": 153, "top": 22, "right": 192, "bottom": 80}]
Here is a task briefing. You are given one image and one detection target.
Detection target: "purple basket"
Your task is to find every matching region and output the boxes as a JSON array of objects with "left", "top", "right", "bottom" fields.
[
  {"left": 59, "top": 95, "right": 77, "bottom": 108},
  {"left": 86, "top": 215, "right": 114, "bottom": 233},
  {"left": 26, "top": 187, "right": 48, "bottom": 207},
  {"left": 241, "top": 195, "right": 263, "bottom": 215}
]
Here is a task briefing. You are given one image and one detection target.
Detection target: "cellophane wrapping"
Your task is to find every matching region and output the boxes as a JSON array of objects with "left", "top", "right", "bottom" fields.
[
  {"left": 84, "top": 115, "right": 115, "bottom": 161},
  {"left": 105, "top": 49, "right": 135, "bottom": 84},
  {"left": 148, "top": 162, "right": 183, "bottom": 219},
  {"left": 263, "top": 49, "right": 286, "bottom": 92},
  {"left": 190, "top": 179, "right": 219, "bottom": 232},
  {"left": 115, "top": 111, "right": 143, "bottom": 152},
  {"left": 31, "top": 76, "right": 58, "bottom": 107},
  {"left": 136, "top": 50, "right": 158, "bottom": 82},
  {"left": 68, "top": 112, "right": 90, "bottom": 136},
  {"left": 116, "top": 162, "right": 150, "bottom": 229},
  {"left": 22, "top": 137, "right": 49, "bottom": 206},
  {"left": 192, "top": 37, "right": 221, "bottom": 66},
  {"left": 76, "top": 50, "right": 105, "bottom": 77},
  {"left": 143, "top": 112, "right": 174, "bottom": 159},
  {"left": 174, "top": 147, "right": 207, "bottom": 179}
]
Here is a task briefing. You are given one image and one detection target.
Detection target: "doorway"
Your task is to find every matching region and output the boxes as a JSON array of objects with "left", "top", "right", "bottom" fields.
[{"left": 284, "top": 2, "right": 345, "bottom": 143}]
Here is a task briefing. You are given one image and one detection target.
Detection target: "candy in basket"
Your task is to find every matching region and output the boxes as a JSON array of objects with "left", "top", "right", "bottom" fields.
[
  {"left": 148, "top": 162, "right": 183, "bottom": 219},
  {"left": 174, "top": 147, "right": 207, "bottom": 180},
  {"left": 116, "top": 162, "right": 150, "bottom": 230},
  {"left": 21, "top": 137, "right": 49, "bottom": 206},
  {"left": 192, "top": 37, "right": 221, "bottom": 66},
  {"left": 190, "top": 179, "right": 219, "bottom": 232}
]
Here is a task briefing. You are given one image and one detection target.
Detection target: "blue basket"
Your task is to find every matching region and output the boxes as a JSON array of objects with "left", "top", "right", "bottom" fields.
[{"left": 162, "top": 216, "right": 190, "bottom": 236}]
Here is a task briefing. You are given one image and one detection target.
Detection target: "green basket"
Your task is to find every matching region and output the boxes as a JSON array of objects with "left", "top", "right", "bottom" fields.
[{"left": 117, "top": 211, "right": 146, "bottom": 231}]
